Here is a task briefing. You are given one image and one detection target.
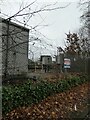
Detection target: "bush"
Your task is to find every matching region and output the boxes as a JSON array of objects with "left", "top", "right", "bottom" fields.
[{"left": 2, "top": 76, "right": 88, "bottom": 116}]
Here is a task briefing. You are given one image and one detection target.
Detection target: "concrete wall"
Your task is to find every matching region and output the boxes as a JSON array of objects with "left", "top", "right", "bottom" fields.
[{"left": 2, "top": 19, "right": 29, "bottom": 75}]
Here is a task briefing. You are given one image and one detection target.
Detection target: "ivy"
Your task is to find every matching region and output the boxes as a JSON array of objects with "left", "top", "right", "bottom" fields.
[{"left": 2, "top": 76, "right": 88, "bottom": 116}]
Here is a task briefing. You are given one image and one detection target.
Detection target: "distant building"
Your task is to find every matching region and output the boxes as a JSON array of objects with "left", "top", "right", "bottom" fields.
[
  {"left": 40, "top": 55, "right": 52, "bottom": 72},
  {"left": 2, "top": 18, "right": 29, "bottom": 76},
  {"left": 40, "top": 55, "right": 52, "bottom": 65}
]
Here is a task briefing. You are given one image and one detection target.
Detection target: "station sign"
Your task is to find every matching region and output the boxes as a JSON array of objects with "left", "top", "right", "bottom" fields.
[{"left": 64, "top": 58, "right": 71, "bottom": 68}]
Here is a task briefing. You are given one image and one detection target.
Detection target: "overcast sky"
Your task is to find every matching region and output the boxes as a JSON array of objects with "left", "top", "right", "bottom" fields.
[{"left": 0, "top": 0, "right": 83, "bottom": 60}]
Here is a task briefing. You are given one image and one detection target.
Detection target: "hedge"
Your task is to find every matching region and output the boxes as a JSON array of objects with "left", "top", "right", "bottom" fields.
[{"left": 2, "top": 75, "right": 88, "bottom": 116}]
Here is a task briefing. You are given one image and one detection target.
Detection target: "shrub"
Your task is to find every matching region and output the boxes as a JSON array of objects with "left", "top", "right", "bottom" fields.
[{"left": 2, "top": 75, "right": 88, "bottom": 116}]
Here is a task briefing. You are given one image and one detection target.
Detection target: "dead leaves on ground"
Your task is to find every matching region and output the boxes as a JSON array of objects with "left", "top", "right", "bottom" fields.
[{"left": 2, "top": 82, "right": 89, "bottom": 120}]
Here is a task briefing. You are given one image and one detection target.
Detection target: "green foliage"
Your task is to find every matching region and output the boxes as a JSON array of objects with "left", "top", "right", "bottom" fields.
[
  {"left": 2, "top": 76, "right": 88, "bottom": 116},
  {"left": 65, "top": 32, "right": 81, "bottom": 55}
]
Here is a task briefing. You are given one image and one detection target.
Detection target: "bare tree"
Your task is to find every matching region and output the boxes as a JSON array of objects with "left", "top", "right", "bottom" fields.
[
  {"left": 79, "top": 0, "right": 90, "bottom": 56},
  {"left": 78, "top": 26, "right": 90, "bottom": 57}
]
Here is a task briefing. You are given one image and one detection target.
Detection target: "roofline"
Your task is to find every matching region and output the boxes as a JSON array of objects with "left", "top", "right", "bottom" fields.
[
  {"left": 1, "top": 17, "right": 29, "bottom": 32},
  {"left": 41, "top": 55, "right": 52, "bottom": 57}
]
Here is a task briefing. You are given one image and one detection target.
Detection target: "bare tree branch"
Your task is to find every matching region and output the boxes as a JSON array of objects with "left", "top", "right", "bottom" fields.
[
  {"left": 11, "top": 3, "right": 71, "bottom": 18},
  {"left": 6, "top": 0, "right": 37, "bottom": 20}
]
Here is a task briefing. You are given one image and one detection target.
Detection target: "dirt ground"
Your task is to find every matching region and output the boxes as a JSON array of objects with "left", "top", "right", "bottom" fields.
[{"left": 27, "top": 72, "right": 84, "bottom": 82}]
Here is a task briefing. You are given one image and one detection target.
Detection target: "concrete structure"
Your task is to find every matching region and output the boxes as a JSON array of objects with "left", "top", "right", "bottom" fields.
[
  {"left": 40, "top": 55, "right": 52, "bottom": 65},
  {"left": 55, "top": 47, "right": 64, "bottom": 72},
  {"left": 2, "top": 18, "right": 29, "bottom": 76},
  {"left": 40, "top": 55, "right": 52, "bottom": 73},
  {"left": 56, "top": 54, "right": 64, "bottom": 65}
]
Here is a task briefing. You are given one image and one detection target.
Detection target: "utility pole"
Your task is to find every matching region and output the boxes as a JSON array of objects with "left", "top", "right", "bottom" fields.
[{"left": 4, "top": 18, "right": 10, "bottom": 78}]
